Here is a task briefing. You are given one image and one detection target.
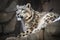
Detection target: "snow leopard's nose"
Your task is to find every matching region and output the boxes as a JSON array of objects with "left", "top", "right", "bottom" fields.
[{"left": 20, "top": 16, "right": 23, "bottom": 18}]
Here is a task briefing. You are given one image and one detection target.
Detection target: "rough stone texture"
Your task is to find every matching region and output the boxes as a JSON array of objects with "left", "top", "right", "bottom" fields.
[
  {"left": 44, "top": 20, "right": 60, "bottom": 40},
  {"left": 49, "top": 0, "right": 60, "bottom": 14},
  {"left": 6, "top": 37, "right": 17, "bottom": 40}
]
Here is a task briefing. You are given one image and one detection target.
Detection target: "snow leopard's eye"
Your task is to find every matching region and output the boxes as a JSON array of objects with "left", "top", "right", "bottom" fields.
[{"left": 22, "top": 9, "right": 24, "bottom": 10}]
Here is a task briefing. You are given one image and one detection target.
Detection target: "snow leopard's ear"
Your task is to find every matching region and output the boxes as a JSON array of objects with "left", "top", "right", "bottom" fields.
[
  {"left": 26, "top": 3, "right": 31, "bottom": 9},
  {"left": 16, "top": 5, "right": 20, "bottom": 9}
]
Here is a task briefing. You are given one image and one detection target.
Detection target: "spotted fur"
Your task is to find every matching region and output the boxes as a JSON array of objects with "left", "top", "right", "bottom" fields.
[{"left": 16, "top": 3, "right": 59, "bottom": 37}]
